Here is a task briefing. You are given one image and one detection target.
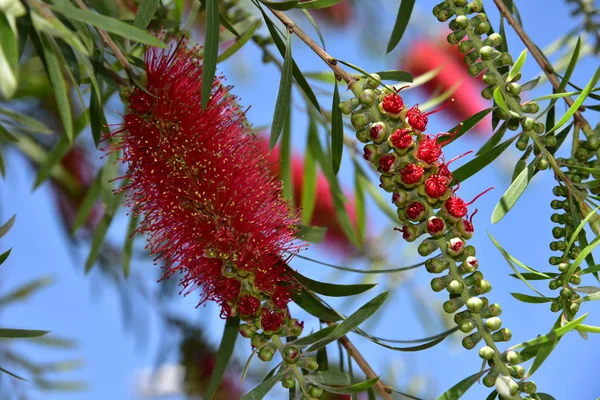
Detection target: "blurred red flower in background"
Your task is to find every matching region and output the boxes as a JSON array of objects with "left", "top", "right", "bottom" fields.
[
  {"left": 400, "top": 36, "right": 491, "bottom": 136},
  {"left": 301, "top": 0, "right": 353, "bottom": 26}
]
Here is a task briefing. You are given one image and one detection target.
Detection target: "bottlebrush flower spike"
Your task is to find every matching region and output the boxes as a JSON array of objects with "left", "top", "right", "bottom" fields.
[
  {"left": 341, "top": 73, "right": 537, "bottom": 397},
  {"left": 109, "top": 37, "right": 302, "bottom": 316}
]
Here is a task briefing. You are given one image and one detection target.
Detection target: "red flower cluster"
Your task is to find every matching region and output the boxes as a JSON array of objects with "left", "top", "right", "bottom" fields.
[
  {"left": 110, "top": 39, "right": 301, "bottom": 321},
  {"left": 399, "top": 36, "right": 491, "bottom": 136}
]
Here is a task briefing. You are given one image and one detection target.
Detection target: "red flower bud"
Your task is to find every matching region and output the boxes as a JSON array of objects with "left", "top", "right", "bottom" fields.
[
  {"left": 400, "top": 163, "right": 424, "bottom": 185},
  {"left": 389, "top": 128, "right": 414, "bottom": 151},
  {"left": 238, "top": 294, "right": 261, "bottom": 316},
  {"left": 424, "top": 174, "right": 451, "bottom": 198},
  {"left": 378, "top": 153, "right": 397, "bottom": 173},
  {"left": 379, "top": 93, "right": 405, "bottom": 117},
  {"left": 261, "top": 308, "right": 285, "bottom": 333},
  {"left": 427, "top": 216, "right": 446, "bottom": 237},
  {"left": 405, "top": 201, "right": 426, "bottom": 221}
]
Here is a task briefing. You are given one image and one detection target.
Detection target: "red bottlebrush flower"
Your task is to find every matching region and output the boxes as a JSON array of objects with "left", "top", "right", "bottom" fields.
[
  {"left": 424, "top": 174, "right": 450, "bottom": 198},
  {"left": 381, "top": 93, "right": 404, "bottom": 115},
  {"left": 378, "top": 154, "right": 396, "bottom": 172},
  {"left": 271, "top": 286, "right": 292, "bottom": 310},
  {"left": 214, "top": 278, "right": 241, "bottom": 302},
  {"left": 399, "top": 38, "right": 491, "bottom": 136},
  {"left": 417, "top": 136, "right": 443, "bottom": 164},
  {"left": 400, "top": 163, "right": 424, "bottom": 185},
  {"left": 261, "top": 308, "right": 285, "bottom": 332},
  {"left": 445, "top": 188, "right": 493, "bottom": 219},
  {"left": 439, "top": 150, "right": 474, "bottom": 180},
  {"left": 390, "top": 128, "right": 414, "bottom": 149},
  {"left": 406, "top": 102, "right": 453, "bottom": 132},
  {"left": 259, "top": 138, "right": 360, "bottom": 253},
  {"left": 301, "top": 0, "right": 352, "bottom": 26},
  {"left": 427, "top": 216, "right": 445, "bottom": 236},
  {"left": 238, "top": 294, "right": 261, "bottom": 316},
  {"left": 405, "top": 202, "right": 425, "bottom": 220},
  {"left": 109, "top": 39, "right": 301, "bottom": 313}
]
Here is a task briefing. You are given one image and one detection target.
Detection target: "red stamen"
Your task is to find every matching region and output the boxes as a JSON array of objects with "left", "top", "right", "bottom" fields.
[{"left": 465, "top": 187, "right": 494, "bottom": 206}]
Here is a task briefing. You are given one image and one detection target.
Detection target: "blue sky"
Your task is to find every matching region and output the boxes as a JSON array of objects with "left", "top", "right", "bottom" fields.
[{"left": 1, "top": 1, "right": 599, "bottom": 399}]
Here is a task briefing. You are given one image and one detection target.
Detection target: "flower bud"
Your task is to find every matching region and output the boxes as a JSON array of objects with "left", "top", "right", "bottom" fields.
[
  {"left": 463, "top": 271, "right": 483, "bottom": 286},
  {"left": 467, "top": 0, "right": 484, "bottom": 13},
  {"left": 380, "top": 174, "right": 397, "bottom": 192},
  {"left": 482, "top": 371, "right": 498, "bottom": 388},
  {"left": 481, "top": 303, "right": 502, "bottom": 318},
  {"left": 419, "top": 238, "right": 440, "bottom": 256},
  {"left": 522, "top": 102, "right": 540, "bottom": 114},
  {"left": 288, "top": 319, "right": 304, "bottom": 336},
  {"left": 282, "top": 375, "right": 296, "bottom": 389},
  {"left": 351, "top": 110, "right": 373, "bottom": 130},
  {"left": 308, "top": 385, "right": 323, "bottom": 398},
  {"left": 425, "top": 257, "right": 449, "bottom": 274},
  {"left": 504, "top": 350, "right": 520, "bottom": 364},
  {"left": 447, "top": 280, "right": 464, "bottom": 294},
  {"left": 356, "top": 128, "right": 369, "bottom": 143},
  {"left": 467, "top": 62, "right": 485, "bottom": 77},
  {"left": 363, "top": 74, "right": 381, "bottom": 90},
  {"left": 466, "top": 297, "right": 484, "bottom": 312},
  {"left": 519, "top": 381, "right": 537, "bottom": 394},
  {"left": 459, "top": 256, "right": 479, "bottom": 274},
  {"left": 398, "top": 223, "right": 419, "bottom": 242},
  {"left": 491, "top": 328, "right": 512, "bottom": 342},
  {"left": 454, "top": 310, "right": 471, "bottom": 324},
  {"left": 427, "top": 216, "right": 447, "bottom": 237},
  {"left": 368, "top": 122, "right": 388, "bottom": 144},
  {"left": 304, "top": 357, "right": 319, "bottom": 371},
  {"left": 454, "top": 0, "right": 467, "bottom": 7},
  {"left": 447, "top": 30, "right": 466, "bottom": 45},
  {"left": 482, "top": 72, "right": 497, "bottom": 86},
  {"left": 570, "top": 275, "right": 581, "bottom": 285},
  {"left": 507, "top": 82, "right": 522, "bottom": 96},
  {"left": 362, "top": 144, "right": 380, "bottom": 164},
  {"left": 258, "top": 346, "right": 275, "bottom": 362},
  {"left": 459, "top": 320, "right": 475, "bottom": 333},
  {"left": 284, "top": 346, "right": 300, "bottom": 364},
  {"left": 464, "top": 50, "right": 480, "bottom": 65},
  {"left": 560, "top": 287, "right": 573, "bottom": 299},
  {"left": 392, "top": 190, "right": 409, "bottom": 208},
  {"left": 339, "top": 98, "right": 359, "bottom": 114},
  {"left": 458, "top": 39, "right": 474, "bottom": 54},
  {"left": 481, "top": 86, "right": 494, "bottom": 100},
  {"left": 431, "top": 277, "right": 448, "bottom": 292},
  {"left": 454, "top": 15, "right": 469, "bottom": 28},
  {"left": 493, "top": 53, "right": 513, "bottom": 67},
  {"left": 550, "top": 299, "right": 562, "bottom": 312},
  {"left": 464, "top": 245, "right": 476, "bottom": 257},
  {"left": 251, "top": 333, "right": 267, "bottom": 348},
  {"left": 558, "top": 262, "right": 570, "bottom": 272},
  {"left": 462, "top": 332, "right": 482, "bottom": 349},
  {"left": 447, "top": 237, "right": 466, "bottom": 257},
  {"left": 509, "top": 365, "right": 525, "bottom": 379},
  {"left": 405, "top": 201, "right": 429, "bottom": 222},
  {"left": 359, "top": 89, "right": 377, "bottom": 107},
  {"left": 443, "top": 297, "right": 465, "bottom": 313},
  {"left": 485, "top": 317, "right": 502, "bottom": 331},
  {"left": 239, "top": 323, "right": 257, "bottom": 338},
  {"left": 479, "top": 45, "right": 494, "bottom": 60},
  {"left": 569, "top": 302, "right": 580, "bottom": 314},
  {"left": 479, "top": 346, "right": 495, "bottom": 360}
]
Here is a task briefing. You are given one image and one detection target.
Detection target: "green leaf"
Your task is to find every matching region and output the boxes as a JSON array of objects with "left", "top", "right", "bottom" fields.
[
  {"left": 0, "top": 12, "right": 19, "bottom": 98},
  {"left": 0, "top": 366, "right": 26, "bottom": 381},
  {"left": 270, "top": 31, "right": 293, "bottom": 149},
  {"left": 0, "top": 249, "right": 11, "bottom": 265},
  {"left": 217, "top": 19, "right": 260, "bottom": 63},
  {"left": 133, "top": 0, "right": 160, "bottom": 28},
  {"left": 296, "top": 253, "right": 426, "bottom": 274},
  {"left": 565, "top": 234, "right": 600, "bottom": 285},
  {"left": 548, "top": 66, "right": 600, "bottom": 134},
  {"left": 386, "top": 0, "right": 415, "bottom": 53},
  {"left": 512, "top": 313, "right": 589, "bottom": 350},
  {"left": 293, "top": 270, "right": 376, "bottom": 297},
  {"left": 0, "top": 106, "right": 52, "bottom": 134},
  {"left": 301, "top": 122, "right": 318, "bottom": 225},
  {"left": 306, "top": 371, "right": 350, "bottom": 386},
  {"left": 439, "top": 108, "right": 494, "bottom": 146},
  {"left": 436, "top": 371, "right": 485, "bottom": 400},
  {"left": 452, "top": 135, "right": 516, "bottom": 183},
  {"left": 39, "top": 34, "right": 73, "bottom": 142},
  {"left": 259, "top": 6, "right": 320, "bottom": 111},
  {"left": 510, "top": 293, "right": 552, "bottom": 304},
  {"left": 317, "top": 377, "right": 380, "bottom": 394},
  {"left": 219, "top": 12, "right": 241, "bottom": 37},
  {"left": 0, "top": 329, "right": 49, "bottom": 338},
  {"left": 0, "top": 215, "right": 15, "bottom": 239},
  {"left": 200, "top": 0, "right": 219, "bottom": 110},
  {"left": 301, "top": 9, "right": 325, "bottom": 50},
  {"left": 306, "top": 291, "right": 388, "bottom": 352},
  {"left": 260, "top": 0, "right": 299, "bottom": 10},
  {"left": 507, "top": 49, "right": 527, "bottom": 82},
  {"left": 122, "top": 213, "right": 138, "bottom": 278},
  {"left": 527, "top": 340, "right": 558, "bottom": 377},
  {"left": 354, "top": 167, "right": 366, "bottom": 242},
  {"left": 293, "top": 325, "right": 337, "bottom": 346},
  {"left": 32, "top": 136, "right": 72, "bottom": 189},
  {"left": 0, "top": 276, "right": 53, "bottom": 307},
  {"left": 280, "top": 109, "right": 293, "bottom": 202},
  {"left": 241, "top": 371, "right": 286, "bottom": 400},
  {"left": 72, "top": 170, "right": 103, "bottom": 234},
  {"left": 531, "top": 394, "right": 556, "bottom": 400},
  {"left": 488, "top": 232, "right": 548, "bottom": 297},
  {"left": 374, "top": 70, "right": 413, "bottom": 82},
  {"left": 296, "top": 225, "right": 327, "bottom": 243},
  {"left": 509, "top": 272, "right": 557, "bottom": 281},
  {"left": 294, "top": 290, "right": 341, "bottom": 322},
  {"left": 296, "top": 0, "right": 345, "bottom": 8},
  {"left": 565, "top": 205, "right": 600, "bottom": 259},
  {"left": 575, "top": 323, "right": 600, "bottom": 333},
  {"left": 51, "top": 3, "right": 165, "bottom": 47},
  {"left": 33, "top": 378, "right": 87, "bottom": 392},
  {"left": 204, "top": 317, "right": 240, "bottom": 400},
  {"left": 493, "top": 87, "right": 509, "bottom": 114},
  {"left": 491, "top": 160, "right": 537, "bottom": 223},
  {"left": 331, "top": 81, "right": 343, "bottom": 175}
]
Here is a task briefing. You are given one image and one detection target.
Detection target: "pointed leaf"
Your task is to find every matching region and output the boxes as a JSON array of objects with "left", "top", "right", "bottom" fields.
[
  {"left": 296, "top": 0, "right": 345, "bottom": 8},
  {"left": 217, "top": 19, "right": 260, "bottom": 63},
  {"left": 260, "top": 0, "right": 299, "bottom": 11},
  {"left": 293, "top": 270, "right": 376, "bottom": 297},
  {"left": 452, "top": 135, "right": 516, "bottom": 183},
  {"left": 133, "top": 0, "right": 161, "bottom": 29},
  {"left": 317, "top": 377, "right": 380, "bottom": 394},
  {"left": 436, "top": 371, "right": 485, "bottom": 400},
  {"left": 0, "top": 215, "right": 15, "bottom": 239},
  {"left": 301, "top": 122, "right": 318, "bottom": 224},
  {"left": 270, "top": 32, "right": 293, "bottom": 149},
  {"left": 204, "top": 317, "right": 240, "bottom": 400},
  {"left": 200, "top": 0, "right": 219, "bottom": 109},
  {"left": 331, "top": 81, "right": 343, "bottom": 175},
  {"left": 507, "top": 49, "right": 527, "bottom": 82},
  {"left": 0, "top": 329, "right": 49, "bottom": 338},
  {"left": 386, "top": 0, "right": 416, "bottom": 53},
  {"left": 0, "top": 276, "right": 53, "bottom": 306},
  {"left": 122, "top": 213, "right": 138, "bottom": 277},
  {"left": 241, "top": 371, "right": 286, "bottom": 400},
  {"left": 491, "top": 160, "right": 537, "bottom": 223},
  {"left": 510, "top": 293, "right": 552, "bottom": 304},
  {"left": 294, "top": 290, "right": 341, "bottom": 322}
]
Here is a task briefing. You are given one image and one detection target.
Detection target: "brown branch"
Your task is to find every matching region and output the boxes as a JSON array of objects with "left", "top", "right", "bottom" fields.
[
  {"left": 493, "top": 0, "right": 594, "bottom": 135},
  {"left": 327, "top": 323, "right": 393, "bottom": 400},
  {"left": 267, "top": 7, "right": 359, "bottom": 88},
  {"left": 74, "top": 0, "right": 133, "bottom": 74}
]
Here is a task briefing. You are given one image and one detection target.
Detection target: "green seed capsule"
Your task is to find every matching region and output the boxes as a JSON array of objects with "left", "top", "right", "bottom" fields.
[
  {"left": 466, "top": 297, "right": 484, "bottom": 312},
  {"left": 570, "top": 302, "right": 580, "bottom": 313},
  {"left": 570, "top": 275, "right": 581, "bottom": 285},
  {"left": 484, "top": 33, "right": 503, "bottom": 47},
  {"left": 462, "top": 332, "right": 482, "bottom": 349},
  {"left": 550, "top": 300, "right": 562, "bottom": 312},
  {"left": 485, "top": 317, "right": 502, "bottom": 331},
  {"left": 481, "top": 303, "right": 502, "bottom": 318},
  {"left": 447, "top": 280, "right": 464, "bottom": 294},
  {"left": 479, "top": 346, "right": 495, "bottom": 360},
  {"left": 544, "top": 134, "right": 557, "bottom": 147},
  {"left": 522, "top": 102, "right": 540, "bottom": 113},
  {"left": 560, "top": 287, "right": 573, "bottom": 299},
  {"left": 258, "top": 346, "right": 275, "bottom": 362},
  {"left": 538, "top": 156, "right": 549, "bottom": 170},
  {"left": 479, "top": 45, "right": 494, "bottom": 60},
  {"left": 492, "top": 328, "right": 512, "bottom": 342},
  {"left": 304, "top": 357, "right": 319, "bottom": 371},
  {"left": 351, "top": 111, "right": 372, "bottom": 130},
  {"left": 493, "top": 53, "right": 513, "bottom": 67},
  {"left": 550, "top": 200, "right": 562, "bottom": 209}
]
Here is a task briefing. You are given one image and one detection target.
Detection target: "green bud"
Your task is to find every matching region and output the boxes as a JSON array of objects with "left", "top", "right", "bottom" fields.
[
  {"left": 467, "top": 0, "right": 484, "bottom": 13},
  {"left": 519, "top": 381, "right": 537, "bottom": 395},
  {"left": 586, "top": 135, "right": 600, "bottom": 150},
  {"left": 570, "top": 275, "right": 581, "bottom": 285},
  {"left": 484, "top": 33, "right": 503, "bottom": 47},
  {"left": 544, "top": 134, "right": 557, "bottom": 147},
  {"left": 308, "top": 384, "right": 323, "bottom": 398},
  {"left": 463, "top": 271, "right": 483, "bottom": 286},
  {"left": 459, "top": 320, "right": 475, "bottom": 333},
  {"left": 431, "top": 277, "right": 448, "bottom": 292},
  {"left": 458, "top": 39, "right": 474, "bottom": 54},
  {"left": 447, "top": 280, "right": 464, "bottom": 294},
  {"left": 509, "top": 365, "right": 525, "bottom": 379},
  {"left": 478, "top": 45, "right": 494, "bottom": 60},
  {"left": 515, "top": 134, "right": 529, "bottom": 151},
  {"left": 482, "top": 373, "right": 497, "bottom": 388},
  {"left": 496, "top": 107, "right": 510, "bottom": 120},
  {"left": 552, "top": 226, "right": 565, "bottom": 238},
  {"left": 447, "top": 30, "right": 466, "bottom": 45},
  {"left": 284, "top": 346, "right": 301, "bottom": 364},
  {"left": 288, "top": 318, "right": 304, "bottom": 336},
  {"left": 356, "top": 128, "right": 369, "bottom": 143},
  {"left": 485, "top": 317, "right": 502, "bottom": 331},
  {"left": 258, "top": 346, "right": 275, "bottom": 362},
  {"left": 454, "top": 310, "right": 472, "bottom": 324},
  {"left": 507, "top": 118, "right": 521, "bottom": 131},
  {"left": 560, "top": 287, "right": 573, "bottom": 299},
  {"left": 570, "top": 302, "right": 580, "bottom": 314},
  {"left": 251, "top": 333, "right": 266, "bottom": 348},
  {"left": 454, "top": 0, "right": 467, "bottom": 6},
  {"left": 419, "top": 238, "right": 440, "bottom": 257},
  {"left": 437, "top": 9, "right": 454, "bottom": 22},
  {"left": 522, "top": 102, "right": 540, "bottom": 113},
  {"left": 538, "top": 156, "right": 549, "bottom": 171},
  {"left": 443, "top": 297, "right": 465, "bottom": 313},
  {"left": 504, "top": 350, "right": 520, "bottom": 364},
  {"left": 493, "top": 53, "right": 513, "bottom": 67},
  {"left": 359, "top": 89, "right": 377, "bottom": 107},
  {"left": 521, "top": 117, "right": 535, "bottom": 131},
  {"left": 239, "top": 323, "right": 257, "bottom": 338},
  {"left": 475, "top": 21, "right": 491, "bottom": 35},
  {"left": 462, "top": 332, "right": 482, "bottom": 349},
  {"left": 339, "top": 98, "right": 359, "bottom": 115},
  {"left": 479, "top": 346, "right": 495, "bottom": 360},
  {"left": 481, "top": 86, "right": 494, "bottom": 100},
  {"left": 351, "top": 110, "right": 372, "bottom": 130},
  {"left": 454, "top": 15, "right": 469, "bottom": 29},
  {"left": 363, "top": 74, "right": 381, "bottom": 90},
  {"left": 464, "top": 50, "right": 480, "bottom": 65},
  {"left": 464, "top": 245, "right": 476, "bottom": 257},
  {"left": 282, "top": 376, "right": 296, "bottom": 389},
  {"left": 304, "top": 357, "right": 319, "bottom": 371},
  {"left": 482, "top": 72, "right": 497, "bottom": 86},
  {"left": 467, "top": 62, "right": 485, "bottom": 77},
  {"left": 491, "top": 328, "right": 512, "bottom": 342},
  {"left": 481, "top": 303, "right": 502, "bottom": 318},
  {"left": 466, "top": 297, "right": 484, "bottom": 312}
]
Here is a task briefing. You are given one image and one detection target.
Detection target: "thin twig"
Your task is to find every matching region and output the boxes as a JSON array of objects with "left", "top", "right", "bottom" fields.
[
  {"left": 327, "top": 323, "right": 393, "bottom": 400},
  {"left": 74, "top": 0, "right": 133, "bottom": 73},
  {"left": 493, "top": 0, "right": 595, "bottom": 136},
  {"left": 267, "top": 7, "right": 359, "bottom": 89}
]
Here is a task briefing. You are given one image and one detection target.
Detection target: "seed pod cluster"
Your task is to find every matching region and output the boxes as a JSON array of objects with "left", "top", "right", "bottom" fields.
[{"left": 340, "top": 74, "right": 539, "bottom": 398}]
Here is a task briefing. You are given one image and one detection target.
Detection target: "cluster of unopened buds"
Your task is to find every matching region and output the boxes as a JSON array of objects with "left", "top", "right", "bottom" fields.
[{"left": 340, "top": 74, "right": 541, "bottom": 398}]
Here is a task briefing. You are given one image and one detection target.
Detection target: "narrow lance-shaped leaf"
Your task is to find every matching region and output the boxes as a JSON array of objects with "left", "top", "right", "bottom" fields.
[
  {"left": 0, "top": 329, "right": 49, "bottom": 338},
  {"left": 386, "top": 0, "right": 416, "bottom": 53},
  {"left": 491, "top": 159, "right": 537, "bottom": 223},
  {"left": 260, "top": 0, "right": 299, "bottom": 10},
  {"left": 204, "top": 317, "right": 240, "bottom": 400},
  {"left": 331, "top": 80, "right": 343, "bottom": 175},
  {"left": 507, "top": 49, "right": 527, "bottom": 82},
  {"left": 296, "top": 0, "right": 345, "bottom": 8},
  {"left": 217, "top": 19, "right": 261, "bottom": 63},
  {"left": 270, "top": 31, "right": 293, "bottom": 149},
  {"left": 293, "top": 270, "right": 376, "bottom": 297},
  {"left": 133, "top": 0, "right": 161, "bottom": 29},
  {"left": 0, "top": 13, "right": 19, "bottom": 98},
  {"left": 201, "top": 0, "right": 219, "bottom": 109},
  {"left": 122, "top": 213, "right": 139, "bottom": 278},
  {"left": 301, "top": 120, "right": 318, "bottom": 225},
  {"left": 436, "top": 371, "right": 486, "bottom": 400},
  {"left": 0, "top": 215, "right": 16, "bottom": 239}
]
